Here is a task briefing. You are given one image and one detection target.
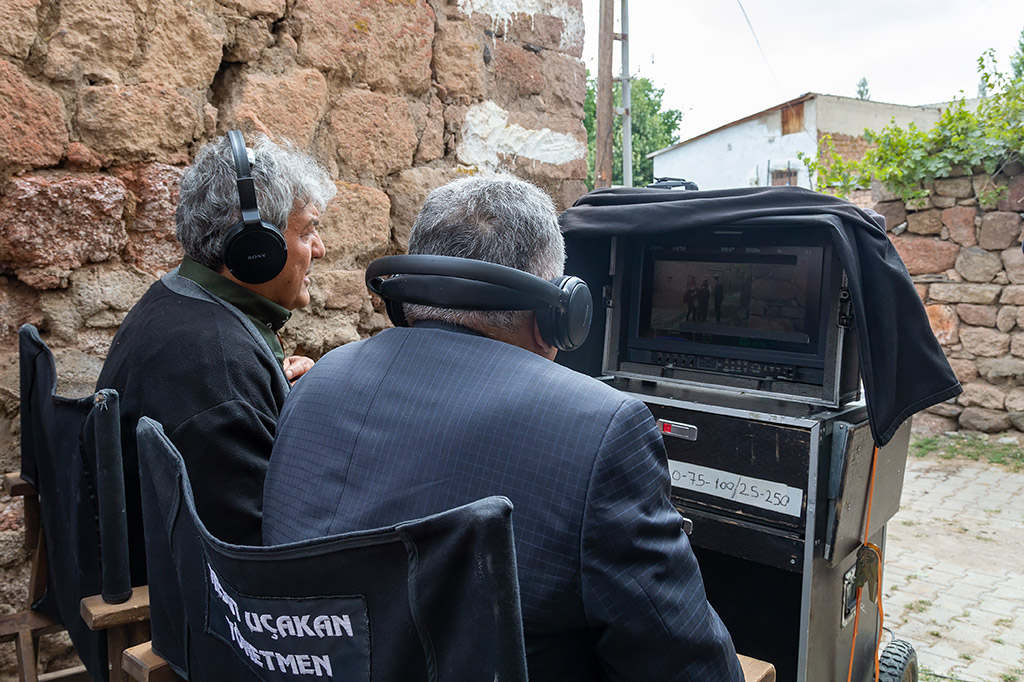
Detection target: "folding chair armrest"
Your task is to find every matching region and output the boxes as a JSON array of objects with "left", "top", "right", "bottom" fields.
[
  {"left": 122, "top": 641, "right": 183, "bottom": 682},
  {"left": 2, "top": 472, "right": 35, "bottom": 498},
  {"left": 80, "top": 585, "right": 150, "bottom": 630},
  {"left": 738, "top": 654, "right": 776, "bottom": 682}
]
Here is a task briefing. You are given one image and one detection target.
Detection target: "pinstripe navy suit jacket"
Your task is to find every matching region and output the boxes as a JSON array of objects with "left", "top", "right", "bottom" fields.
[{"left": 262, "top": 323, "right": 741, "bottom": 682}]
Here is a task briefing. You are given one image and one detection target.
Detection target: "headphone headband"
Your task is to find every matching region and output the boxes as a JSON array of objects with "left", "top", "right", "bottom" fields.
[
  {"left": 365, "top": 255, "right": 592, "bottom": 352},
  {"left": 366, "top": 255, "right": 566, "bottom": 312},
  {"left": 227, "top": 130, "right": 262, "bottom": 230}
]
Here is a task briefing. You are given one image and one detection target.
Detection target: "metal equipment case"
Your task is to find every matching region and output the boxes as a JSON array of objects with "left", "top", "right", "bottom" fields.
[
  {"left": 601, "top": 377, "right": 910, "bottom": 682},
  {"left": 561, "top": 236, "right": 912, "bottom": 681}
]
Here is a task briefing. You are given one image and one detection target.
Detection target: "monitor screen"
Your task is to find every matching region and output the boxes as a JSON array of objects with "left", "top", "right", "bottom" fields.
[
  {"left": 600, "top": 222, "right": 858, "bottom": 406},
  {"left": 631, "top": 237, "right": 828, "bottom": 357}
]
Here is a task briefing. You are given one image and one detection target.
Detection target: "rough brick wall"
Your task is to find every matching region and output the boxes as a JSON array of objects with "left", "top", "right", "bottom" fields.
[
  {"left": 822, "top": 131, "right": 871, "bottom": 163},
  {"left": 876, "top": 168, "right": 1024, "bottom": 435},
  {"left": 0, "top": 0, "right": 586, "bottom": 675}
]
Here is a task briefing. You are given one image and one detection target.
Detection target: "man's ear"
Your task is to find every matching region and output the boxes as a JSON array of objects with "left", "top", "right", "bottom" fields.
[{"left": 531, "top": 314, "right": 558, "bottom": 361}]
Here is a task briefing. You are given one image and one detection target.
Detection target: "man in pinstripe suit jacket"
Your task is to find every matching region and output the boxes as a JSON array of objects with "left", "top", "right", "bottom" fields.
[{"left": 261, "top": 175, "right": 742, "bottom": 682}]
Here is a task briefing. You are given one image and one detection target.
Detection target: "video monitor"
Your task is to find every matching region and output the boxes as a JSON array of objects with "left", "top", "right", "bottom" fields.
[
  {"left": 638, "top": 242, "right": 825, "bottom": 355},
  {"left": 606, "top": 223, "right": 860, "bottom": 406}
]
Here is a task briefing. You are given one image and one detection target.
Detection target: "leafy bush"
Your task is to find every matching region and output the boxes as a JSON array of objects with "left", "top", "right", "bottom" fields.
[{"left": 799, "top": 42, "right": 1024, "bottom": 202}]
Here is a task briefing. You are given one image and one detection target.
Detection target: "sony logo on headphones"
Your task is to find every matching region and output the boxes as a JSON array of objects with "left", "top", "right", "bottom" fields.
[{"left": 247, "top": 253, "right": 267, "bottom": 260}]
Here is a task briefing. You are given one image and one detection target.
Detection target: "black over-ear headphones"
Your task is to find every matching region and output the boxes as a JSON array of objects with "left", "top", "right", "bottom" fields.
[
  {"left": 221, "top": 130, "right": 288, "bottom": 284},
  {"left": 365, "top": 255, "right": 592, "bottom": 352}
]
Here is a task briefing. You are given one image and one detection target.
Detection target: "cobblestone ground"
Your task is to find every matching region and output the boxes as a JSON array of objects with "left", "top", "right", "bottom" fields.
[{"left": 883, "top": 454, "right": 1024, "bottom": 682}]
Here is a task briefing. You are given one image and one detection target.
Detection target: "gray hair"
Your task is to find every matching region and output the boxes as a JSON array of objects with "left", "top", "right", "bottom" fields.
[
  {"left": 404, "top": 174, "right": 565, "bottom": 334},
  {"left": 175, "top": 133, "right": 336, "bottom": 270}
]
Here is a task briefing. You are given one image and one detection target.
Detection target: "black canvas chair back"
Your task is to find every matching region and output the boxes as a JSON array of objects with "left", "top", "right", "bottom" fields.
[
  {"left": 135, "top": 416, "right": 528, "bottom": 682},
  {"left": 18, "top": 323, "right": 132, "bottom": 681}
]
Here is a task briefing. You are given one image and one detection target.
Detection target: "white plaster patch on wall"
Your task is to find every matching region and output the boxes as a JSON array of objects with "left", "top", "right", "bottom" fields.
[
  {"left": 456, "top": 0, "right": 584, "bottom": 53},
  {"left": 458, "top": 100, "right": 585, "bottom": 168}
]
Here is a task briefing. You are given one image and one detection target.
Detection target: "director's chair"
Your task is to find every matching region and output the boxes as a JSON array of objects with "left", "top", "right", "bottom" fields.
[{"left": 1, "top": 324, "right": 150, "bottom": 682}]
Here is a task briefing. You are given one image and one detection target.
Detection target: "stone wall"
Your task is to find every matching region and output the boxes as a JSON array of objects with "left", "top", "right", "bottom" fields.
[
  {"left": 0, "top": 0, "right": 586, "bottom": 675},
  {"left": 877, "top": 167, "right": 1024, "bottom": 435}
]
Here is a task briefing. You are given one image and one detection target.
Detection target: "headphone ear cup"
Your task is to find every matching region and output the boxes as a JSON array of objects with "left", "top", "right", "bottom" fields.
[
  {"left": 564, "top": 277, "right": 593, "bottom": 351},
  {"left": 542, "top": 276, "right": 592, "bottom": 352},
  {"left": 223, "top": 220, "right": 288, "bottom": 284},
  {"left": 384, "top": 296, "right": 409, "bottom": 327},
  {"left": 221, "top": 130, "right": 288, "bottom": 285},
  {"left": 535, "top": 291, "right": 559, "bottom": 349}
]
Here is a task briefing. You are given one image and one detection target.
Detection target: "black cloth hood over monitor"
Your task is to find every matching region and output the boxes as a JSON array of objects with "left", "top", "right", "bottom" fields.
[{"left": 559, "top": 185, "right": 962, "bottom": 447}]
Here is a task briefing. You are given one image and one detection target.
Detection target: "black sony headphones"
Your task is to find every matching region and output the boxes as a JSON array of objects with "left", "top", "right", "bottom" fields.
[
  {"left": 365, "top": 255, "right": 592, "bottom": 352},
  {"left": 221, "top": 129, "right": 288, "bottom": 284}
]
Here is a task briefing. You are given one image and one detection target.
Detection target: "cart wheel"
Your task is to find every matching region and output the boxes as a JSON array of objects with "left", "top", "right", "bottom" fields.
[{"left": 878, "top": 639, "right": 918, "bottom": 682}]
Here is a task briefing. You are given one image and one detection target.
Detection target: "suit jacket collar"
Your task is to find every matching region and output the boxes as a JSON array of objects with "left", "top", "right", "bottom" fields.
[{"left": 410, "top": 320, "right": 486, "bottom": 338}]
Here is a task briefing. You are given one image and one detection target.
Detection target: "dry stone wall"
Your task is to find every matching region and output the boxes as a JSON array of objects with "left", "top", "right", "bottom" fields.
[
  {"left": 877, "top": 166, "right": 1024, "bottom": 436},
  {"left": 0, "top": 0, "right": 586, "bottom": 675}
]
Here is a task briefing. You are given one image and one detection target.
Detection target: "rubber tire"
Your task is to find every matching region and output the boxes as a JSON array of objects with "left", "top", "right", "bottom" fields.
[{"left": 878, "top": 639, "right": 918, "bottom": 682}]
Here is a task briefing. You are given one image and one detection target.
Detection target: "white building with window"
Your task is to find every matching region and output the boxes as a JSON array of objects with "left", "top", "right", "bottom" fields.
[{"left": 648, "top": 93, "right": 948, "bottom": 191}]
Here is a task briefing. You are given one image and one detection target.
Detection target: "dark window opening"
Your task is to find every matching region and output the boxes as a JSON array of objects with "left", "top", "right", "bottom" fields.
[{"left": 771, "top": 169, "right": 799, "bottom": 186}]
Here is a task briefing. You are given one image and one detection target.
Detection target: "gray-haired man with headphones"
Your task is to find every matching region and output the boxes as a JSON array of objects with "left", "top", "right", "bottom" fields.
[
  {"left": 262, "top": 174, "right": 742, "bottom": 682},
  {"left": 97, "top": 132, "right": 335, "bottom": 585}
]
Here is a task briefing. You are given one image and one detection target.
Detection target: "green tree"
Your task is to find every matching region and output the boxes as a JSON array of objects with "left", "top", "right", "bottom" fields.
[
  {"left": 584, "top": 74, "right": 682, "bottom": 189},
  {"left": 856, "top": 77, "right": 870, "bottom": 100},
  {"left": 1012, "top": 26, "right": 1024, "bottom": 80},
  {"left": 584, "top": 74, "right": 597, "bottom": 188}
]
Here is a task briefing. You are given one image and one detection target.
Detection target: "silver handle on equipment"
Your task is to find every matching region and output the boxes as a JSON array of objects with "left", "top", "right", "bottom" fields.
[{"left": 657, "top": 419, "right": 698, "bottom": 441}]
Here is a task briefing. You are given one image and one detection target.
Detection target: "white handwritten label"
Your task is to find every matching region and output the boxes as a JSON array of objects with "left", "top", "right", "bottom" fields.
[
  {"left": 206, "top": 564, "right": 370, "bottom": 681},
  {"left": 667, "top": 460, "right": 804, "bottom": 518}
]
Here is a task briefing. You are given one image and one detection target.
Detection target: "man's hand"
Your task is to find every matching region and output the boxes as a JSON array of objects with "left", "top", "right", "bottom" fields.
[{"left": 283, "top": 355, "right": 315, "bottom": 384}]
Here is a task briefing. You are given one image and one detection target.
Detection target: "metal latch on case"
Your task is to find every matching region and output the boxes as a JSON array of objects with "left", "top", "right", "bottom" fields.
[{"left": 656, "top": 419, "right": 698, "bottom": 441}]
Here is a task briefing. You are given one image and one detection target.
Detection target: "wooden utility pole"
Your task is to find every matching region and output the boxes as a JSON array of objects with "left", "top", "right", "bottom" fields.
[{"left": 595, "top": 0, "right": 614, "bottom": 188}]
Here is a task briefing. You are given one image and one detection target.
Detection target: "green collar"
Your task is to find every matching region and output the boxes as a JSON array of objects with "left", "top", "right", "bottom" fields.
[{"left": 178, "top": 257, "right": 291, "bottom": 363}]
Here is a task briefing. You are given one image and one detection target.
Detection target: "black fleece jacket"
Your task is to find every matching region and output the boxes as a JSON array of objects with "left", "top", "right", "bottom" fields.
[{"left": 97, "top": 270, "right": 289, "bottom": 585}]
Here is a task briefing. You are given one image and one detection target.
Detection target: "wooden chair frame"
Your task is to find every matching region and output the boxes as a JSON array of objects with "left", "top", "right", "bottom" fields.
[{"left": 1, "top": 472, "right": 151, "bottom": 682}]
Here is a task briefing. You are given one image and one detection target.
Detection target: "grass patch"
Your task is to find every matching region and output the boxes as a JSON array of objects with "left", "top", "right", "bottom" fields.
[
  {"left": 912, "top": 436, "right": 942, "bottom": 458},
  {"left": 911, "top": 433, "right": 1024, "bottom": 471},
  {"left": 906, "top": 599, "right": 933, "bottom": 613},
  {"left": 995, "top": 618, "right": 1015, "bottom": 627}
]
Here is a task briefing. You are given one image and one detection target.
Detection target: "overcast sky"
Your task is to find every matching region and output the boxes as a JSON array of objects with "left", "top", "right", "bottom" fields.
[{"left": 582, "top": 0, "right": 1024, "bottom": 142}]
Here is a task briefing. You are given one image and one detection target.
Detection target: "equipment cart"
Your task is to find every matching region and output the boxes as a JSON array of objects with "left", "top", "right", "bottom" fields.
[{"left": 558, "top": 186, "right": 962, "bottom": 682}]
